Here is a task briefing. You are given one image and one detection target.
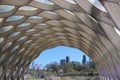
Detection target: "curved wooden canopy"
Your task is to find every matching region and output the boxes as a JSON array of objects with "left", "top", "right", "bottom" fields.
[{"left": 0, "top": 0, "right": 120, "bottom": 79}]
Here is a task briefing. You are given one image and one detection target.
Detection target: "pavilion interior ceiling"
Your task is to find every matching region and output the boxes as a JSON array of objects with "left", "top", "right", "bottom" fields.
[{"left": 0, "top": 0, "right": 120, "bottom": 79}]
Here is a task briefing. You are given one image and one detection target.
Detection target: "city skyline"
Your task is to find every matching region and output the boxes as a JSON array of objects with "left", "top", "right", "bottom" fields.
[
  {"left": 30, "top": 46, "right": 90, "bottom": 68},
  {"left": 60, "top": 55, "right": 87, "bottom": 65}
]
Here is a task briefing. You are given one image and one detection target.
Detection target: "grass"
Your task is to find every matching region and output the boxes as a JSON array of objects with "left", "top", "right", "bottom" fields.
[
  {"left": 27, "top": 76, "right": 99, "bottom": 80},
  {"left": 61, "top": 77, "right": 99, "bottom": 80},
  {"left": 26, "top": 77, "right": 45, "bottom": 80}
]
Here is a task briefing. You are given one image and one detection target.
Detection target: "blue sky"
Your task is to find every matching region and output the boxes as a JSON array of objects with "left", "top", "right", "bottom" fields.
[{"left": 30, "top": 46, "right": 90, "bottom": 68}]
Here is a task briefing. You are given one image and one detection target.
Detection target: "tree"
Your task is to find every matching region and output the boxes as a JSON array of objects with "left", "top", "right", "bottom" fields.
[
  {"left": 45, "top": 62, "right": 60, "bottom": 74},
  {"left": 45, "top": 60, "right": 98, "bottom": 76},
  {"left": 64, "top": 62, "right": 79, "bottom": 75}
]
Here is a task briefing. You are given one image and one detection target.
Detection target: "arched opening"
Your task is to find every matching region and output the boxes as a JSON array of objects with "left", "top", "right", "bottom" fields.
[
  {"left": 31, "top": 46, "right": 90, "bottom": 68},
  {"left": 29, "top": 46, "right": 98, "bottom": 79}
]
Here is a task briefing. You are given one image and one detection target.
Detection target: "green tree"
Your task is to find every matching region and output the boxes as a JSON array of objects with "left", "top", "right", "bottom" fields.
[
  {"left": 45, "top": 62, "right": 60, "bottom": 74},
  {"left": 64, "top": 62, "right": 79, "bottom": 75}
]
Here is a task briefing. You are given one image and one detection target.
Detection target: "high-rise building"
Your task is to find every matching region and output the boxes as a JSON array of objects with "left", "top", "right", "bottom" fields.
[
  {"left": 66, "top": 56, "right": 70, "bottom": 63},
  {"left": 82, "top": 55, "right": 86, "bottom": 65},
  {"left": 60, "top": 59, "right": 65, "bottom": 66}
]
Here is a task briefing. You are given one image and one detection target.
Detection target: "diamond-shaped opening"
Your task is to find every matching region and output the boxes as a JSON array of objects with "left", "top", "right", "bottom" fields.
[
  {"left": 8, "top": 32, "right": 21, "bottom": 38},
  {"left": 17, "top": 23, "right": 31, "bottom": 28},
  {"left": 19, "top": 6, "right": 38, "bottom": 11},
  {"left": 0, "top": 26, "right": 13, "bottom": 34},
  {"left": 7, "top": 15, "right": 24, "bottom": 21},
  {"left": 2, "top": 42, "right": 13, "bottom": 51},
  {"left": 0, "top": 5, "right": 15, "bottom": 13}
]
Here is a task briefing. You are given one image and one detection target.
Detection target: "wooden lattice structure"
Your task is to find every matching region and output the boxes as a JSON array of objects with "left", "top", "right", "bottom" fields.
[{"left": 0, "top": 0, "right": 120, "bottom": 80}]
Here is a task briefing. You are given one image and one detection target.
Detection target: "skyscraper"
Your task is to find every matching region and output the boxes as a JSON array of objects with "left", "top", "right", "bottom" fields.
[
  {"left": 82, "top": 55, "right": 86, "bottom": 65},
  {"left": 66, "top": 56, "right": 70, "bottom": 63},
  {"left": 60, "top": 59, "right": 65, "bottom": 66}
]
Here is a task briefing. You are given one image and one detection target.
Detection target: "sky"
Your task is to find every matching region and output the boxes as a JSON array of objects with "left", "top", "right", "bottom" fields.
[{"left": 30, "top": 46, "right": 90, "bottom": 68}]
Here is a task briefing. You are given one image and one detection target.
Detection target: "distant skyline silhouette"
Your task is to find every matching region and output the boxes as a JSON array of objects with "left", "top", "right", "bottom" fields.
[{"left": 30, "top": 46, "right": 90, "bottom": 68}]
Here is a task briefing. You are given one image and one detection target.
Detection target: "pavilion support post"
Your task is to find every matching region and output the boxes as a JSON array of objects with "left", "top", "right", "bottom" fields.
[
  {"left": 0, "top": 65, "right": 7, "bottom": 80},
  {"left": 3, "top": 65, "right": 7, "bottom": 80},
  {"left": 20, "top": 67, "right": 25, "bottom": 80},
  {"left": 14, "top": 66, "right": 21, "bottom": 80},
  {"left": 17, "top": 75, "right": 20, "bottom": 80},
  {"left": 11, "top": 75, "right": 14, "bottom": 80},
  {"left": 7, "top": 67, "right": 14, "bottom": 79}
]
